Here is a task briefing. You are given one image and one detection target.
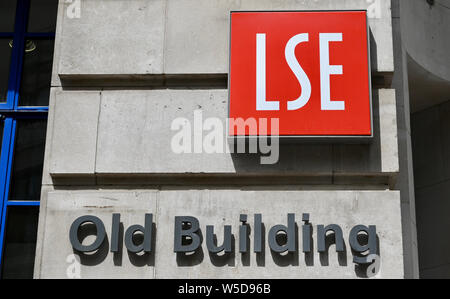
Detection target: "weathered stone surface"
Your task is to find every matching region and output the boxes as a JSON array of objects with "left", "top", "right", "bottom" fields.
[
  {"left": 164, "top": 0, "right": 394, "bottom": 74},
  {"left": 37, "top": 190, "right": 158, "bottom": 279},
  {"left": 154, "top": 189, "right": 403, "bottom": 279},
  {"left": 93, "top": 89, "right": 397, "bottom": 177},
  {"left": 49, "top": 90, "right": 100, "bottom": 176},
  {"left": 35, "top": 189, "right": 403, "bottom": 278},
  {"left": 57, "top": 0, "right": 165, "bottom": 76},
  {"left": 54, "top": 0, "right": 393, "bottom": 79}
]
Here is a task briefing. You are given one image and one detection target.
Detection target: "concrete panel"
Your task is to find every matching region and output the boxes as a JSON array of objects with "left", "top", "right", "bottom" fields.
[
  {"left": 415, "top": 181, "right": 450, "bottom": 274},
  {"left": 95, "top": 89, "right": 334, "bottom": 176},
  {"left": 155, "top": 189, "right": 403, "bottom": 279},
  {"left": 33, "top": 186, "right": 53, "bottom": 278},
  {"left": 41, "top": 88, "right": 58, "bottom": 185},
  {"left": 57, "top": 0, "right": 165, "bottom": 77},
  {"left": 391, "top": 9, "right": 420, "bottom": 278},
  {"left": 437, "top": 101, "right": 450, "bottom": 181},
  {"left": 95, "top": 89, "right": 238, "bottom": 174},
  {"left": 37, "top": 190, "right": 158, "bottom": 279},
  {"left": 164, "top": 0, "right": 394, "bottom": 74},
  {"left": 49, "top": 91, "right": 100, "bottom": 176},
  {"left": 411, "top": 106, "right": 446, "bottom": 189},
  {"left": 401, "top": 0, "right": 450, "bottom": 82},
  {"left": 95, "top": 89, "right": 397, "bottom": 179},
  {"left": 401, "top": 0, "right": 450, "bottom": 112},
  {"left": 50, "top": 0, "right": 66, "bottom": 87},
  {"left": 378, "top": 89, "right": 399, "bottom": 173},
  {"left": 332, "top": 89, "right": 398, "bottom": 175},
  {"left": 35, "top": 189, "right": 403, "bottom": 278}
]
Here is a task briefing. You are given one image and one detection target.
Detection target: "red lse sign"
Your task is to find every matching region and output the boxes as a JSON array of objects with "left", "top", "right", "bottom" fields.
[{"left": 229, "top": 11, "right": 372, "bottom": 137}]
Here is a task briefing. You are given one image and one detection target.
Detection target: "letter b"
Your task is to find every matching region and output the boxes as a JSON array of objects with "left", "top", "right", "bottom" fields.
[{"left": 174, "top": 216, "right": 202, "bottom": 253}]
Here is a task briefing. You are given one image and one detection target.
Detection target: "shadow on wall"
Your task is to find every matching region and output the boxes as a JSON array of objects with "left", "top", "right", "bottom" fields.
[
  {"left": 411, "top": 99, "right": 450, "bottom": 278},
  {"left": 229, "top": 29, "right": 380, "bottom": 175},
  {"left": 229, "top": 89, "right": 382, "bottom": 175},
  {"left": 73, "top": 222, "right": 156, "bottom": 267},
  {"left": 72, "top": 223, "right": 381, "bottom": 277}
]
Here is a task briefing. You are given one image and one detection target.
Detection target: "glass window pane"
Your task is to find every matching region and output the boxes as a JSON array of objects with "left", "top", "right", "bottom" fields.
[
  {"left": 1, "top": 206, "right": 39, "bottom": 279},
  {"left": 0, "top": 39, "right": 13, "bottom": 103},
  {"left": 9, "top": 119, "right": 47, "bottom": 201},
  {"left": 19, "top": 39, "right": 55, "bottom": 106},
  {"left": 0, "top": 0, "right": 17, "bottom": 32},
  {"left": 27, "top": 0, "right": 59, "bottom": 32}
]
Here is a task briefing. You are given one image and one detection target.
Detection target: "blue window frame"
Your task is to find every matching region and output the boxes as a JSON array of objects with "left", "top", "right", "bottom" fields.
[{"left": 0, "top": 0, "right": 58, "bottom": 278}]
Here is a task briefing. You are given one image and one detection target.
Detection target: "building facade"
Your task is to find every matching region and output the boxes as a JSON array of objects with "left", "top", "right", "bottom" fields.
[{"left": 0, "top": 0, "right": 449, "bottom": 279}]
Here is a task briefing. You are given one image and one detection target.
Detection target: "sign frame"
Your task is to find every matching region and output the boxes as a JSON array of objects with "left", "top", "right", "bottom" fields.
[{"left": 227, "top": 10, "right": 374, "bottom": 143}]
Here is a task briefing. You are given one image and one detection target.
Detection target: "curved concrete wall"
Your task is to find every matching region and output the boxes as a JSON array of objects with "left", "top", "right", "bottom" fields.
[
  {"left": 401, "top": 0, "right": 450, "bottom": 112},
  {"left": 405, "top": 0, "right": 450, "bottom": 278},
  {"left": 401, "top": 0, "right": 450, "bottom": 82}
]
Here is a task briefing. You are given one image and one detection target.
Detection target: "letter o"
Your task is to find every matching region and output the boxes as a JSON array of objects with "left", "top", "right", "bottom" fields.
[{"left": 69, "top": 215, "right": 106, "bottom": 252}]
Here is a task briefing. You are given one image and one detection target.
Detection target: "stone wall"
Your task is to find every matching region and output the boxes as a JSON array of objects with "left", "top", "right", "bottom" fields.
[{"left": 34, "top": 0, "right": 407, "bottom": 279}]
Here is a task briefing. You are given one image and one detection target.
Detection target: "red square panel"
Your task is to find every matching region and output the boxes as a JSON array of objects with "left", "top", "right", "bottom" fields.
[{"left": 229, "top": 11, "right": 372, "bottom": 137}]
